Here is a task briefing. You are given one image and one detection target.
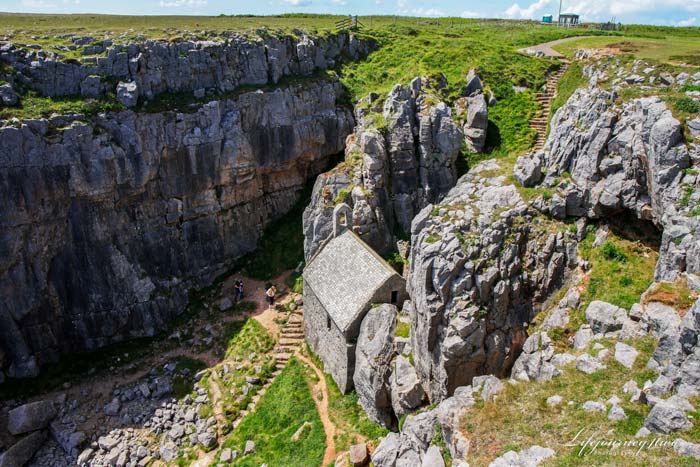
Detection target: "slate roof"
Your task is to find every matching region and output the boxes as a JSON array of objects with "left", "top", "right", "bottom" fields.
[{"left": 303, "top": 230, "right": 399, "bottom": 334}]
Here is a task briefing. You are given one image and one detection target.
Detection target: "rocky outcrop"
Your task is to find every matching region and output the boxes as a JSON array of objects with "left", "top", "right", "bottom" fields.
[
  {"left": 647, "top": 297, "right": 700, "bottom": 397},
  {"left": 455, "top": 69, "right": 489, "bottom": 154},
  {"left": 353, "top": 304, "right": 398, "bottom": 428},
  {"left": 304, "top": 75, "right": 467, "bottom": 260},
  {"left": 390, "top": 355, "right": 426, "bottom": 419},
  {"left": 0, "top": 77, "right": 353, "bottom": 377},
  {"left": 408, "top": 160, "right": 578, "bottom": 402},
  {"left": 539, "top": 83, "right": 699, "bottom": 283},
  {"left": 0, "top": 33, "right": 374, "bottom": 103},
  {"left": 511, "top": 332, "right": 560, "bottom": 382}
]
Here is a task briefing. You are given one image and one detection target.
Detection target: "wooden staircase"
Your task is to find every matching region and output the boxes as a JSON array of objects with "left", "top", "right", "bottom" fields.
[{"left": 531, "top": 61, "right": 569, "bottom": 152}]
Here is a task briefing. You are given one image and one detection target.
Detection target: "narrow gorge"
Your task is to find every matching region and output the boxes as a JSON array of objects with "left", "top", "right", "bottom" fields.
[{"left": 1, "top": 14, "right": 700, "bottom": 467}]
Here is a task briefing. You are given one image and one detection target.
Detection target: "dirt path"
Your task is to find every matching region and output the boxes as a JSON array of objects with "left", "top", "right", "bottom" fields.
[
  {"left": 295, "top": 352, "right": 337, "bottom": 467},
  {"left": 519, "top": 35, "right": 597, "bottom": 58}
]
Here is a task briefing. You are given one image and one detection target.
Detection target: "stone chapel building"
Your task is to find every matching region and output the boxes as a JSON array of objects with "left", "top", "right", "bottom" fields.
[{"left": 303, "top": 203, "right": 407, "bottom": 393}]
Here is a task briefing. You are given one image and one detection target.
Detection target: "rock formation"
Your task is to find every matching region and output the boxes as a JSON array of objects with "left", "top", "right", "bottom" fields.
[
  {"left": 407, "top": 160, "right": 578, "bottom": 401},
  {"left": 454, "top": 69, "right": 489, "bottom": 154},
  {"left": 0, "top": 33, "right": 374, "bottom": 103},
  {"left": 303, "top": 75, "right": 464, "bottom": 260},
  {"left": 0, "top": 77, "right": 353, "bottom": 378},
  {"left": 538, "top": 83, "right": 699, "bottom": 282}
]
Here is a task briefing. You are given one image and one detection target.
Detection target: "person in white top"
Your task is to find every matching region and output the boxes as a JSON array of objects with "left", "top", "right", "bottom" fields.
[{"left": 265, "top": 285, "right": 276, "bottom": 307}]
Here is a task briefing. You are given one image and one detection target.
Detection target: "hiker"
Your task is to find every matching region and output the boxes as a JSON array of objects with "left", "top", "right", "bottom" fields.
[
  {"left": 239, "top": 280, "right": 244, "bottom": 299},
  {"left": 265, "top": 285, "right": 276, "bottom": 307},
  {"left": 233, "top": 280, "right": 241, "bottom": 302}
]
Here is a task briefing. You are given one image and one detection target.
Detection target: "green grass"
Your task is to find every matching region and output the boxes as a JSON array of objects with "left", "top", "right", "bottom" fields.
[
  {"left": 459, "top": 336, "right": 700, "bottom": 466},
  {"left": 223, "top": 318, "right": 274, "bottom": 361},
  {"left": 578, "top": 230, "right": 658, "bottom": 311},
  {"left": 323, "top": 365, "right": 390, "bottom": 452},
  {"left": 395, "top": 321, "right": 411, "bottom": 338},
  {"left": 219, "top": 358, "right": 325, "bottom": 467},
  {"left": 552, "top": 35, "right": 700, "bottom": 65},
  {"left": 0, "top": 92, "right": 125, "bottom": 120}
]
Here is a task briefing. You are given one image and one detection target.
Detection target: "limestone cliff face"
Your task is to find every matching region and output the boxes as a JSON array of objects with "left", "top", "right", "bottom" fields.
[
  {"left": 538, "top": 84, "right": 700, "bottom": 282},
  {"left": 0, "top": 78, "right": 353, "bottom": 379},
  {"left": 407, "top": 162, "right": 578, "bottom": 402},
  {"left": 303, "top": 75, "right": 464, "bottom": 260},
  {"left": 0, "top": 32, "right": 374, "bottom": 101}
]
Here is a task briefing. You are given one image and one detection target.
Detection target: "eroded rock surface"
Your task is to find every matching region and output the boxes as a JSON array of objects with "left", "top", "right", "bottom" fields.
[
  {"left": 304, "top": 74, "right": 469, "bottom": 260},
  {"left": 408, "top": 161, "right": 578, "bottom": 401},
  {"left": 0, "top": 77, "right": 353, "bottom": 376}
]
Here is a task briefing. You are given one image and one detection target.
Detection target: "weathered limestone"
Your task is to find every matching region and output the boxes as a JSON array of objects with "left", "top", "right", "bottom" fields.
[
  {"left": 0, "top": 33, "right": 375, "bottom": 100},
  {"left": 0, "top": 77, "right": 353, "bottom": 376},
  {"left": 7, "top": 400, "right": 57, "bottom": 435},
  {"left": 303, "top": 75, "right": 464, "bottom": 260},
  {"left": 353, "top": 304, "right": 398, "bottom": 428},
  {"left": 408, "top": 160, "right": 578, "bottom": 402}
]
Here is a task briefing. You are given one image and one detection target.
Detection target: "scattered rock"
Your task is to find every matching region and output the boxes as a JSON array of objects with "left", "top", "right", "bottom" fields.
[
  {"left": 489, "top": 445, "right": 555, "bottom": 467},
  {"left": 585, "top": 301, "right": 628, "bottom": 334},
  {"left": 103, "top": 398, "right": 121, "bottom": 416},
  {"left": 608, "top": 405, "right": 627, "bottom": 421},
  {"left": 576, "top": 354, "right": 606, "bottom": 374},
  {"left": 644, "top": 399, "right": 693, "bottom": 433},
  {"left": 674, "top": 439, "right": 700, "bottom": 458},
  {"left": 349, "top": 443, "right": 370, "bottom": 467},
  {"left": 546, "top": 394, "right": 562, "bottom": 406},
  {"left": 513, "top": 153, "right": 543, "bottom": 187},
  {"left": 0, "top": 84, "right": 18, "bottom": 106},
  {"left": 244, "top": 440, "right": 255, "bottom": 455},
  {"left": 573, "top": 326, "right": 594, "bottom": 350},
  {"left": 582, "top": 400, "right": 606, "bottom": 412}
]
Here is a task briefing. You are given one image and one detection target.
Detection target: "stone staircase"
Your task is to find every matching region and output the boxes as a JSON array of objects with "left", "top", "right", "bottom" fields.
[
  {"left": 531, "top": 61, "right": 570, "bottom": 152},
  {"left": 274, "top": 310, "right": 305, "bottom": 370},
  {"left": 235, "top": 308, "right": 305, "bottom": 423}
]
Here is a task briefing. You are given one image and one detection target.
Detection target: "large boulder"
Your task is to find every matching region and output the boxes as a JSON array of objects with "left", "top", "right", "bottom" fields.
[
  {"left": 644, "top": 399, "right": 693, "bottom": 433},
  {"left": 372, "top": 432, "right": 400, "bottom": 467},
  {"left": 0, "top": 84, "right": 18, "bottom": 106},
  {"left": 513, "top": 153, "right": 543, "bottom": 187},
  {"left": 390, "top": 355, "right": 426, "bottom": 419},
  {"left": 511, "top": 332, "right": 560, "bottom": 382},
  {"left": 353, "top": 304, "right": 398, "bottom": 428},
  {"left": 7, "top": 400, "right": 57, "bottom": 435},
  {"left": 489, "top": 445, "right": 555, "bottom": 467},
  {"left": 395, "top": 410, "right": 438, "bottom": 467},
  {"left": 585, "top": 301, "right": 628, "bottom": 334}
]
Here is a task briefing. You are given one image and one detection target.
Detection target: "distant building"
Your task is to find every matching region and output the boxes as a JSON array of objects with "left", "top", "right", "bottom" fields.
[
  {"left": 542, "top": 14, "right": 553, "bottom": 24},
  {"left": 558, "top": 14, "right": 580, "bottom": 27},
  {"left": 303, "top": 204, "right": 407, "bottom": 393}
]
